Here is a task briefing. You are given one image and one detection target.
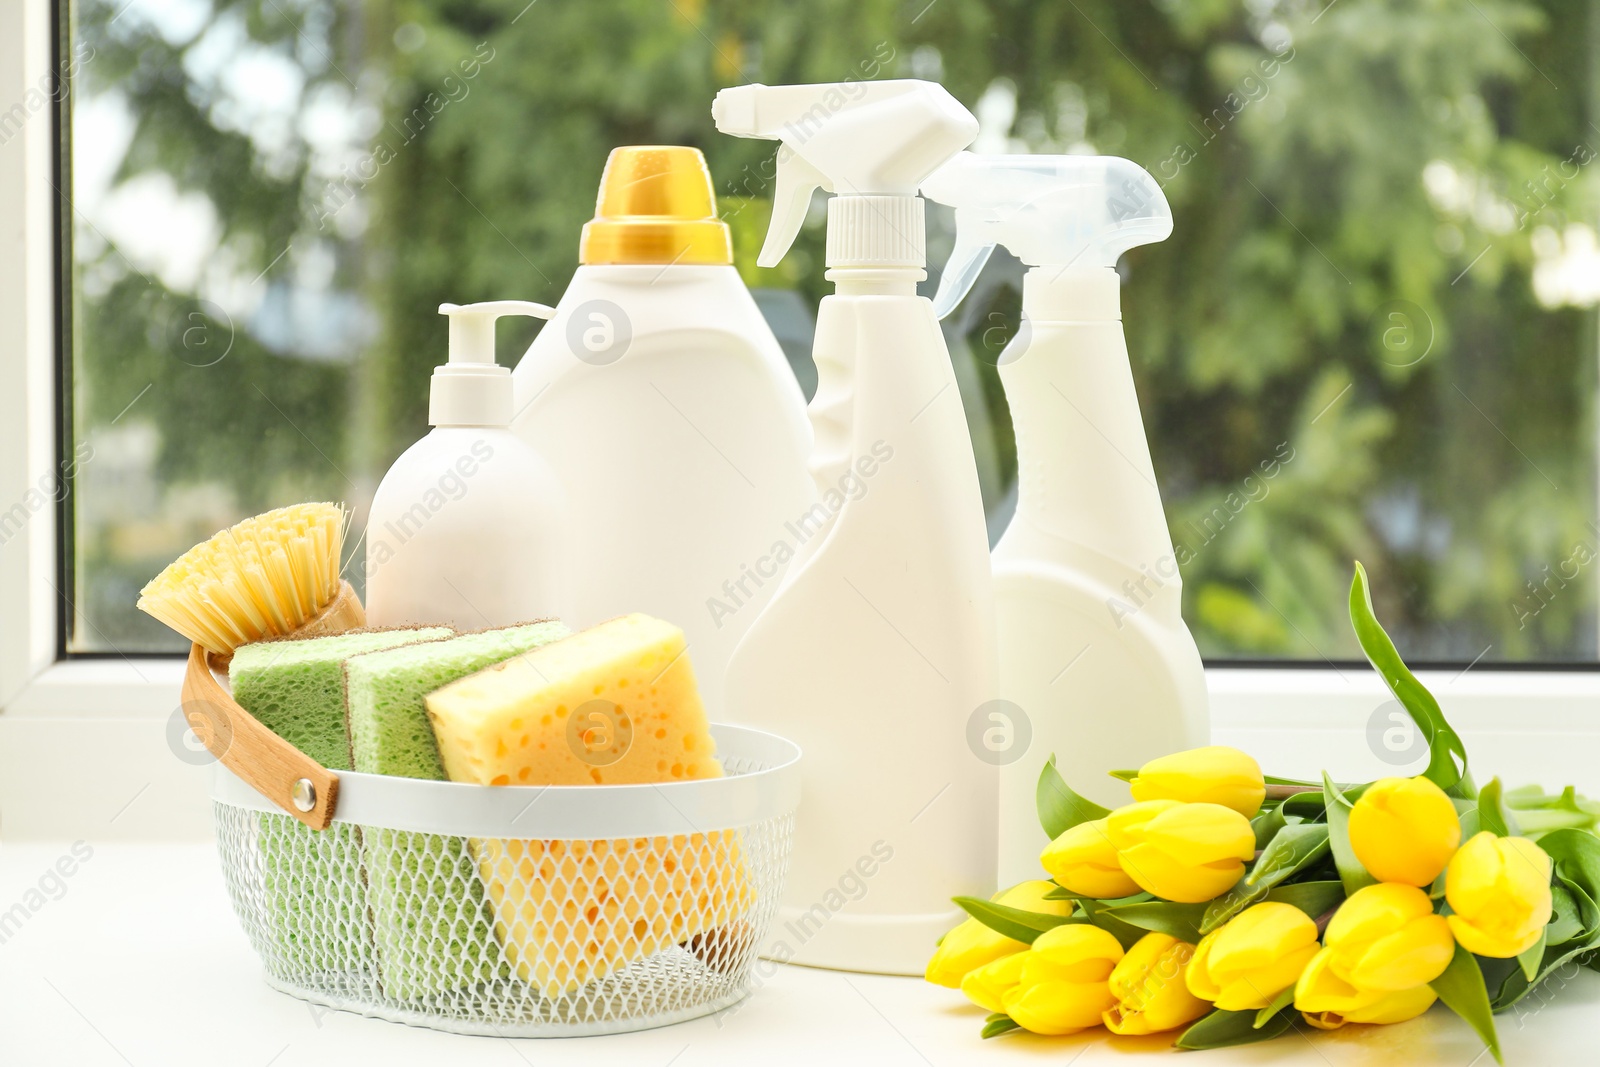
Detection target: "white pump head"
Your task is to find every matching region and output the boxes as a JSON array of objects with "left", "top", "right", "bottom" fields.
[
  {"left": 920, "top": 153, "right": 1173, "bottom": 318},
  {"left": 711, "top": 80, "right": 978, "bottom": 268},
  {"left": 431, "top": 301, "right": 555, "bottom": 426}
]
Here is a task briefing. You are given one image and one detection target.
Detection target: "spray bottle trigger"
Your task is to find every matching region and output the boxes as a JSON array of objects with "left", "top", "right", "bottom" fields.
[
  {"left": 757, "top": 147, "right": 832, "bottom": 269},
  {"left": 931, "top": 238, "right": 997, "bottom": 320}
]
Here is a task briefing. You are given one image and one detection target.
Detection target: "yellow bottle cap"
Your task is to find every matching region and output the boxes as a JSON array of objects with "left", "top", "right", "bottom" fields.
[{"left": 579, "top": 146, "right": 733, "bottom": 266}]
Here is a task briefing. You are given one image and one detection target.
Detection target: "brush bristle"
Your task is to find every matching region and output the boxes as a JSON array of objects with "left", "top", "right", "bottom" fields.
[{"left": 137, "top": 502, "right": 348, "bottom": 655}]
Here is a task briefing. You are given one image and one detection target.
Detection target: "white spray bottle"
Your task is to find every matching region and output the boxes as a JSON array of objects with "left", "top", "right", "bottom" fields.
[
  {"left": 714, "top": 81, "right": 997, "bottom": 974},
  {"left": 922, "top": 154, "right": 1209, "bottom": 884},
  {"left": 367, "top": 301, "right": 568, "bottom": 630}
]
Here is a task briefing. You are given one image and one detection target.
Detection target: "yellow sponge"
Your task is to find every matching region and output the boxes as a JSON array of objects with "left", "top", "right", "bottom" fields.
[{"left": 425, "top": 614, "right": 753, "bottom": 997}]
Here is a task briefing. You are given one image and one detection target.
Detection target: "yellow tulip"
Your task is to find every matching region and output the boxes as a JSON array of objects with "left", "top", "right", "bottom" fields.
[
  {"left": 1445, "top": 831, "right": 1553, "bottom": 958},
  {"left": 1041, "top": 820, "right": 1141, "bottom": 899},
  {"left": 1105, "top": 800, "right": 1256, "bottom": 903},
  {"left": 1297, "top": 948, "right": 1438, "bottom": 1028},
  {"left": 925, "top": 880, "right": 1073, "bottom": 987},
  {"left": 1000, "top": 924, "right": 1123, "bottom": 1036},
  {"left": 1348, "top": 777, "right": 1461, "bottom": 887},
  {"left": 1130, "top": 746, "right": 1267, "bottom": 817},
  {"left": 1102, "top": 932, "right": 1211, "bottom": 1036},
  {"left": 1319, "top": 883, "right": 1454, "bottom": 991},
  {"left": 1185, "top": 902, "right": 1320, "bottom": 1011},
  {"left": 960, "top": 949, "right": 1027, "bottom": 1013}
]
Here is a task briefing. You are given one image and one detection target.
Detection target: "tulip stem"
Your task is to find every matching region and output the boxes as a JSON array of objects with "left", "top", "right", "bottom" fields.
[
  {"left": 1313, "top": 905, "right": 1339, "bottom": 937},
  {"left": 1264, "top": 784, "right": 1322, "bottom": 799}
]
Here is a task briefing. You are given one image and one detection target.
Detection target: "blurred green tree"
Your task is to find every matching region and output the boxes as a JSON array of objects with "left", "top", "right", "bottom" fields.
[{"left": 71, "top": 0, "right": 1599, "bottom": 663}]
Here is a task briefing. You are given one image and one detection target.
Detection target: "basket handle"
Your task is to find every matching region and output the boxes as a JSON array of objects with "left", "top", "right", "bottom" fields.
[{"left": 181, "top": 641, "right": 340, "bottom": 830}]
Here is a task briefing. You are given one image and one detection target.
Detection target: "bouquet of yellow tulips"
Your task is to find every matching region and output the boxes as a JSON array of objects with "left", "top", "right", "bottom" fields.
[{"left": 926, "top": 564, "right": 1600, "bottom": 1060}]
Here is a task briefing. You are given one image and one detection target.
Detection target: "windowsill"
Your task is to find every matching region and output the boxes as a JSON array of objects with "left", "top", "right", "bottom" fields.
[
  {"left": 3, "top": 655, "right": 188, "bottom": 718},
  {"left": 8, "top": 656, "right": 1600, "bottom": 722}
]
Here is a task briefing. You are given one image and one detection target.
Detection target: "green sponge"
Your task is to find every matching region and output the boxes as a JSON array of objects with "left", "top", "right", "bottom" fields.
[
  {"left": 230, "top": 626, "right": 453, "bottom": 979},
  {"left": 345, "top": 620, "right": 570, "bottom": 1001},
  {"left": 231, "top": 627, "right": 454, "bottom": 771}
]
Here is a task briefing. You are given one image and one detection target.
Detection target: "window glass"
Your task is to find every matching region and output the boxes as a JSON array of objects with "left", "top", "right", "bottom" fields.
[{"left": 68, "top": 0, "right": 1598, "bottom": 663}]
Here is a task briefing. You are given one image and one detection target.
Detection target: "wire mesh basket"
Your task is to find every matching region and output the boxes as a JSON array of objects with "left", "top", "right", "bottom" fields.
[{"left": 186, "top": 645, "right": 801, "bottom": 1037}]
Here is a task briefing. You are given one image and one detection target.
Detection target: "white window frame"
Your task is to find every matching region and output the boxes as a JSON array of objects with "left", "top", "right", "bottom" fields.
[{"left": 2, "top": 0, "right": 1597, "bottom": 838}]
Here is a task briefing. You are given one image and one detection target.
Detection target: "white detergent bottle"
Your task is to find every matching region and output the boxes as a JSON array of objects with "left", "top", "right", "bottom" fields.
[
  {"left": 367, "top": 300, "right": 567, "bottom": 630},
  {"left": 713, "top": 81, "right": 997, "bottom": 974},
  {"left": 510, "top": 146, "right": 815, "bottom": 720},
  {"left": 922, "top": 153, "right": 1210, "bottom": 884}
]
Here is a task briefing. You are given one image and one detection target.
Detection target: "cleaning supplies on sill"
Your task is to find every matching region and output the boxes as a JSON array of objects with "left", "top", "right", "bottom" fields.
[
  {"left": 136, "top": 502, "right": 364, "bottom": 657},
  {"left": 366, "top": 301, "right": 568, "bottom": 632},
  {"left": 509, "top": 146, "right": 816, "bottom": 721},
  {"left": 712, "top": 80, "right": 999, "bottom": 974},
  {"left": 921, "top": 152, "right": 1210, "bottom": 884},
  {"left": 424, "top": 613, "right": 753, "bottom": 997}
]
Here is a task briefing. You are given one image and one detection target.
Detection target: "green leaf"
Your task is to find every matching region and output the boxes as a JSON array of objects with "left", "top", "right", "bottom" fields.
[
  {"left": 1202, "top": 824, "right": 1331, "bottom": 933},
  {"left": 1251, "top": 804, "right": 1288, "bottom": 849},
  {"left": 1100, "top": 901, "right": 1208, "bottom": 943},
  {"left": 1108, "top": 768, "right": 1138, "bottom": 782},
  {"left": 1545, "top": 884, "right": 1586, "bottom": 948},
  {"left": 1036, "top": 755, "right": 1111, "bottom": 840},
  {"left": 1505, "top": 785, "right": 1600, "bottom": 838},
  {"left": 1476, "top": 778, "right": 1518, "bottom": 838},
  {"left": 1349, "top": 562, "right": 1474, "bottom": 798},
  {"left": 1255, "top": 987, "right": 1296, "bottom": 1029},
  {"left": 1075, "top": 897, "right": 1155, "bottom": 951},
  {"left": 981, "top": 1013, "right": 1020, "bottom": 1039},
  {"left": 951, "top": 896, "right": 1076, "bottom": 945},
  {"left": 1280, "top": 790, "right": 1330, "bottom": 821},
  {"left": 1264, "top": 880, "right": 1345, "bottom": 920},
  {"left": 1175, "top": 1007, "right": 1293, "bottom": 1050},
  {"left": 1430, "top": 942, "right": 1502, "bottom": 1064},
  {"left": 1517, "top": 925, "right": 1548, "bottom": 983},
  {"left": 1322, "top": 773, "right": 1377, "bottom": 897}
]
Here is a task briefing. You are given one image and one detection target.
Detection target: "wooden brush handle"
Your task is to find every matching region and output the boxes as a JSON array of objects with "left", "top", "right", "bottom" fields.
[
  {"left": 297, "top": 579, "right": 366, "bottom": 638},
  {"left": 181, "top": 642, "right": 340, "bottom": 830}
]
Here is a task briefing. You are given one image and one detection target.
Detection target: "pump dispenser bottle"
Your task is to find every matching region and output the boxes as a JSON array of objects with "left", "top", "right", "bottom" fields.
[
  {"left": 922, "top": 153, "right": 1209, "bottom": 885},
  {"left": 366, "top": 300, "right": 567, "bottom": 631},
  {"left": 510, "top": 146, "right": 815, "bottom": 720},
  {"left": 714, "top": 81, "right": 997, "bottom": 974}
]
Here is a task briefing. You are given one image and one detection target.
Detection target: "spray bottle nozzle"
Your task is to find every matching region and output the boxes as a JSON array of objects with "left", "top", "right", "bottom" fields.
[
  {"left": 431, "top": 301, "right": 556, "bottom": 427},
  {"left": 711, "top": 80, "right": 978, "bottom": 268},
  {"left": 920, "top": 153, "right": 1172, "bottom": 318}
]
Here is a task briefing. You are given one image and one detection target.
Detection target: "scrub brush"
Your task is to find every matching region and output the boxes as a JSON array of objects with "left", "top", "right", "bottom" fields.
[{"left": 137, "top": 502, "right": 366, "bottom": 657}]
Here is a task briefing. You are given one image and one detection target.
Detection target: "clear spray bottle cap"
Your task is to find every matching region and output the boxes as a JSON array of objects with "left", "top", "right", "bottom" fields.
[
  {"left": 920, "top": 153, "right": 1172, "bottom": 318},
  {"left": 431, "top": 301, "right": 555, "bottom": 427}
]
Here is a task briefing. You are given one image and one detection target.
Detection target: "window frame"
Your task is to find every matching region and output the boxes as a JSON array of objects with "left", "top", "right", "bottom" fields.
[{"left": 5, "top": 0, "right": 1600, "bottom": 729}]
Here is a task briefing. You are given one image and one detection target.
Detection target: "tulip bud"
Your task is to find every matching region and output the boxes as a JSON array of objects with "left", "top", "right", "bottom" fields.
[
  {"left": 1312, "top": 883, "right": 1454, "bottom": 996},
  {"left": 925, "top": 880, "right": 1073, "bottom": 988},
  {"left": 1130, "top": 746, "right": 1267, "bottom": 817},
  {"left": 1185, "top": 902, "right": 1321, "bottom": 1011},
  {"left": 960, "top": 948, "right": 1027, "bottom": 1013},
  {"left": 1296, "top": 947, "right": 1439, "bottom": 1028},
  {"left": 1102, "top": 932, "right": 1211, "bottom": 1036},
  {"left": 1000, "top": 924, "right": 1124, "bottom": 1036},
  {"left": 1444, "top": 831, "right": 1553, "bottom": 958},
  {"left": 1348, "top": 777, "right": 1461, "bottom": 887},
  {"left": 1041, "top": 819, "right": 1140, "bottom": 899},
  {"left": 1105, "top": 800, "right": 1256, "bottom": 903}
]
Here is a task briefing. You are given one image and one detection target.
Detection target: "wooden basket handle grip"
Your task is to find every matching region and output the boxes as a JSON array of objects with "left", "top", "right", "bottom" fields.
[{"left": 181, "top": 641, "right": 340, "bottom": 830}]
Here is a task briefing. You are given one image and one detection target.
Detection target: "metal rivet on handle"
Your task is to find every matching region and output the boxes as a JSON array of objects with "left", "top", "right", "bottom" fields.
[{"left": 291, "top": 778, "right": 317, "bottom": 813}]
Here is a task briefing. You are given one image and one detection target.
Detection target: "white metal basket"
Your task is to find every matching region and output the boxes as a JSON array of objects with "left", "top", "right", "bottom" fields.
[{"left": 186, "top": 645, "right": 801, "bottom": 1037}]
